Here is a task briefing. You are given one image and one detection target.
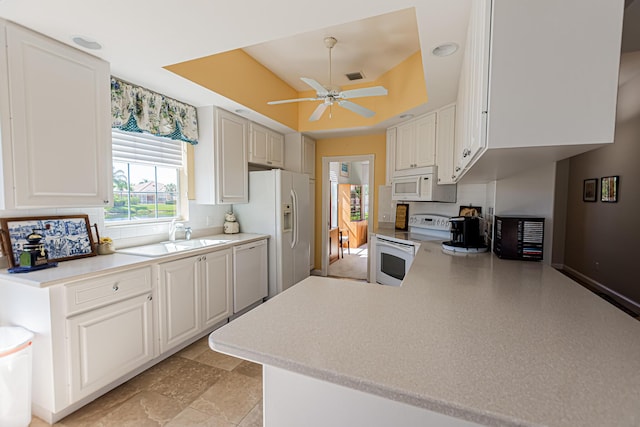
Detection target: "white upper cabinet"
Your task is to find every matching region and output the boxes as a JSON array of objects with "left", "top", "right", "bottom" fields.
[
  {"left": 195, "top": 106, "right": 248, "bottom": 204},
  {"left": 284, "top": 133, "right": 315, "bottom": 178},
  {"left": 0, "top": 20, "right": 111, "bottom": 209},
  {"left": 249, "top": 122, "right": 284, "bottom": 168},
  {"left": 455, "top": 0, "right": 623, "bottom": 182},
  {"left": 435, "top": 104, "right": 456, "bottom": 184},
  {"left": 390, "top": 112, "right": 436, "bottom": 178}
]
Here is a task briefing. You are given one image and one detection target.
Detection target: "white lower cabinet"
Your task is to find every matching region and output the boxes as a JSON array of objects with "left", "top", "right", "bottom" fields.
[
  {"left": 158, "top": 248, "right": 232, "bottom": 353},
  {"left": 64, "top": 266, "right": 154, "bottom": 403},
  {"left": 67, "top": 293, "right": 154, "bottom": 401},
  {"left": 0, "top": 239, "right": 264, "bottom": 423}
]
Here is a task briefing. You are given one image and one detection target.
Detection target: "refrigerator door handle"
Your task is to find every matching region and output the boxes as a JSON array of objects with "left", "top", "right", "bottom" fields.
[{"left": 291, "top": 189, "right": 298, "bottom": 249}]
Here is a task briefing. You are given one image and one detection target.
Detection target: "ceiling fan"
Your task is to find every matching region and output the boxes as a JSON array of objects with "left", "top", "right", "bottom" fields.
[{"left": 267, "top": 36, "right": 388, "bottom": 121}]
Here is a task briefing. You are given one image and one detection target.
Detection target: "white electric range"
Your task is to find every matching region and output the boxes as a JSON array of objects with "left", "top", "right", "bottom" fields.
[{"left": 374, "top": 214, "right": 451, "bottom": 286}]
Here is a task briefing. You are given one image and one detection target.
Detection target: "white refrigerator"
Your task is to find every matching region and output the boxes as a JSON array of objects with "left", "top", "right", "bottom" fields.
[{"left": 233, "top": 169, "right": 310, "bottom": 298}]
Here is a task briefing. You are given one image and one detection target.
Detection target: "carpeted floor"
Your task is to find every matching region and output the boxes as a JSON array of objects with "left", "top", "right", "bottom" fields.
[{"left": 328, "top": 244, "right": 368, "bottom": 281}]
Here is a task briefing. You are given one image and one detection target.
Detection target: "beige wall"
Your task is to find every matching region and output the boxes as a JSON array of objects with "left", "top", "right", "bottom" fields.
[
  {"left": 562, "top": 51, "right": 640, "bottom": 309},
  {"left": 313, "top": 133, "right": 386, "bottom": 269}
]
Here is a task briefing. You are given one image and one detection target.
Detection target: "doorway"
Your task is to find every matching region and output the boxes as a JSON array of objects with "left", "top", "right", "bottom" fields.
[{"left": 321, "top": 155, "right": 375, "bottom": 281}]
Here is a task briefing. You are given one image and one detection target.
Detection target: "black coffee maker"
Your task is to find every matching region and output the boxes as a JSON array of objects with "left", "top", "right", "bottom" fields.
[{"left": 449, "top": 216, "right": 483, "bottom": 248}]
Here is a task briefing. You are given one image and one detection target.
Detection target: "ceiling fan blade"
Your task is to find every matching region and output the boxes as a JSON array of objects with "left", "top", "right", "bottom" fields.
[
  {"left": 339, "top": 86, "right": 388, "bottom": 99},
  {"left": 338, "top": 100, "right": 375, "bottom": 118},
  {"left": 301, "top": 77, "right": 329, "bottom": 96},
  {"left": 309, "top": 103, "right": 329, "bottom": 121},
  {"left": 267, "top": 97, "right": 318, "bottom": 105}
]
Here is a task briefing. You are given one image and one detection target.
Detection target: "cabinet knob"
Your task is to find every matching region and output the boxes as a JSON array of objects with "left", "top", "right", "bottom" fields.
[
  {"left": 147, "top": 295, "right": 153, "bottom": 301},
  {"left": 112, "top": 283, "right": 119, "bottom": 292},
  {"left": 202, "top": 256, "right": 206, "bottom": 261}
]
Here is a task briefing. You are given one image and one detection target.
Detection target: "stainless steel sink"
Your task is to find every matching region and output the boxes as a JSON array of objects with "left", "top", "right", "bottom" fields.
[{"left": 117, "top": 238, "right": 232, "bottom": 257}]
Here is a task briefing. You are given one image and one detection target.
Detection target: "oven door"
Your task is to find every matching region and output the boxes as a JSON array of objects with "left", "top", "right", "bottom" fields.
[{"left": 375, "top": 237, "right": 415, "bottom": 286}]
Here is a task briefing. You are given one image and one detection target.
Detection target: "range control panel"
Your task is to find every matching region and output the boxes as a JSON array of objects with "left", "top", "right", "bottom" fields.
[{"left": 408, "top": 214, "right": 451, "bottom": 233}]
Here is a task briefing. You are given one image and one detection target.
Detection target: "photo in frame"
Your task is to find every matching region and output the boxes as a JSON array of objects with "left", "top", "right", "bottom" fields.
[
  {"left": 0, "top": 215, "right": 97, "bottom": 268},
  {"left": 340, "top": 162, "right": 350, "bottom": 177},
  {"left": 583, "top": 178, "right": 597, "bottom": 202},
  {"left": 601, "top": 176, "right": 619, "bottom": 203}
]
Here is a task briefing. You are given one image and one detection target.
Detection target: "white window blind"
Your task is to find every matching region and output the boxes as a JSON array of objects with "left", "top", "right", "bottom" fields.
[{"left": 112, "top": 129, "right": 184, "bottom": 167}]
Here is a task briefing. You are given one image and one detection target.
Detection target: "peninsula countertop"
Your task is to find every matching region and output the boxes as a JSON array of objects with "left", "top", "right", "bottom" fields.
[{"left": 209, "top": 240, "right": 640, "bottom": 427}]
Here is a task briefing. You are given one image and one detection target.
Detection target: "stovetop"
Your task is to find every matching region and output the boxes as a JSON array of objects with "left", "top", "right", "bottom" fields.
[
  {"left": 407, "top": 214, "right": 452, "bottom": 241},
  {"left": 376, "top": 214, "right": 452, "bottom": 244}
]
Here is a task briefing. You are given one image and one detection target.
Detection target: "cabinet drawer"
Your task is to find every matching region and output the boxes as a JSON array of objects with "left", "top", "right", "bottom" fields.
[{"left": 65, "top": 267, "right": 152, "bottom": 315}]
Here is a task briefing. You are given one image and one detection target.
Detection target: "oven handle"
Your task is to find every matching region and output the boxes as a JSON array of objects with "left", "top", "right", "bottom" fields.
[{"left": 376, "top": 237, "right": 415, "bottom": 254}]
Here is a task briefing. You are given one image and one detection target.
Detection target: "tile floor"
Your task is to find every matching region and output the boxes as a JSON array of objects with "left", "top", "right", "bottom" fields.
[{"left": 29, "top": 336, "right": 263, "bottom": 427}]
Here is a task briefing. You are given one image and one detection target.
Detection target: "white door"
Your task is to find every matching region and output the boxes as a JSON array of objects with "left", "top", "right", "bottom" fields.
[
  {"left": 158, "top": 256, "right": 200, "bottom": 352},
  {"left": 201, "top": 249, "right": 233, "bottom": 327},
  {"left": 414, "top": 113, "right": 436, "bottom": 167},
  {"left": 279, "top": 170, "right": 295, "bottom": 292},
  {"left": 6, "top": 23, "right": 111, "bottom": 208},
  {"left": 216, "top": 109, "right": 248, "bottom": 203},
  {"left": 67, "top": 293, "right": 154, "bottom": 401},
  {"left": 292, "top": 172, "right": 310, "bottom": 285}
]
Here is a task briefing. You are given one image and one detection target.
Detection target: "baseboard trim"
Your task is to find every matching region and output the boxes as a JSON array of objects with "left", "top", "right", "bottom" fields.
[{"left": 561, "top": 265, "right": 640, "bottom": 317}]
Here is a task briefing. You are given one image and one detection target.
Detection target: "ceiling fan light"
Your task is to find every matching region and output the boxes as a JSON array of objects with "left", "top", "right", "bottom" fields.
[{"left": 432, "top": 42, "right": 458, "bottom": 57}]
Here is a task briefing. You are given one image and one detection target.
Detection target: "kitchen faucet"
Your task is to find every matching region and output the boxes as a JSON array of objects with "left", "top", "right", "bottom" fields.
[{"left": 168, "top": 219, "right": 185, "bottom": 241}]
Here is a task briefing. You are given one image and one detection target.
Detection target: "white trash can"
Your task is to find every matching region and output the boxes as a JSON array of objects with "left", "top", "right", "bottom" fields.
[{"left": 0, "top": 326, "right": 34, "bottom": 427}]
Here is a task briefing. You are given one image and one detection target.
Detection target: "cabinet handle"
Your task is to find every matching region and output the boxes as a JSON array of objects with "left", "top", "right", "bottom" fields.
[
  {"left": 147, "top": 295, "right": 153, "bottom": 301},
  {"left": 112, "top": 283, "right": 119, "bottom": 292},
  {"left": 103, "top": 200, "right": 109, "bottom": 204},
  {"left": 202, "top": 256, "right": 206, "bottom": 261},
  {"left": 455, "top": 166, "right": 461, "bottom": 172},
  {"left": 267, "top": 161, "right": 272, "bottom": 165},
  {"left": 452, "top": 175, "right": 456, "bottom": 180}
]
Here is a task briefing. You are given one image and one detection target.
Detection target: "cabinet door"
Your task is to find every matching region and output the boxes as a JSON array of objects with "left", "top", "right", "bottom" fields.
[
  {"left": 67, "top": 293, "right": 154, "bottom": 402},
  {"left": 414, "top": 113, "right": 436, "bottom": 168},
  {"left": 435, "top": 105, "right": 456, "bottom": 184},
  {"left": 395, "top": 122, "right": 415, "bottom": 171},
  {"left": 249, "top": 123, "right": 269, "bottom": 165},
  {"left": 269, "top": 132, "right": 285, "bottom": 168},
  {"left": 5, "top": 23, "right": 111, "bottom": 208},
  {"left": 158, "top": 256, "right": 201, "bottom": 353},
  {"left": 216, "top": 109, "right": 248, "bottom": 204},
  {"left": 385, "top": 128, "right": 396, "bottom": 184},
  {"left": 201, "top": 249, "right": 233, "bottom": 328},
  {"left": 301, "top": 135, "right": 315, "bottom": 177}
]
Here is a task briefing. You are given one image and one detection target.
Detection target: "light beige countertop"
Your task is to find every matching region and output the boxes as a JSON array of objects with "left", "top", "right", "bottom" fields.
[
  {"left": 209, "top": 240, "right": 640, "bottom": 427},
  {"left": 0, "top": 233, "right": 268, "bottom": 287}
]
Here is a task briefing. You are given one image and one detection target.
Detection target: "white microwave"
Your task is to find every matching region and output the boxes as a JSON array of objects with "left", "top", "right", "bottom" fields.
[{"left": 391, "top": 174, "right": 457, "bottom": 202}]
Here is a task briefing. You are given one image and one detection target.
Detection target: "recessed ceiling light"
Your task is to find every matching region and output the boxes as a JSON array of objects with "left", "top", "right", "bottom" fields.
[
  {"left": 72, "top": 36, "right": 102, "bottom": 50},
  {"left": 432, "top": 43, "right": 458, "bottom": 57}
]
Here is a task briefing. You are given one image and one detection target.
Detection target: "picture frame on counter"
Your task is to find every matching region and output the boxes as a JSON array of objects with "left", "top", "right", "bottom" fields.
[
  {"left": 600, "top": 176, "right": 619, "bottom": 203},
  {"left": 583, "top": 178, "right": 597, "bottom": 202},
  {"left": 0, "top": 215, "right": 97, "bottom": 268}
]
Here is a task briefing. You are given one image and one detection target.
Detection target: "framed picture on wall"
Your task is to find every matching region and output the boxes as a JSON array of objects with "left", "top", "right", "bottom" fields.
[
  {"left": 601, "top": 176, "right": 619, "bottom": 202},
  {"left": 340, "top": 162, "right": 350, "bottom": 177},
  {"left": 583, "top": 178, "right": 597, "bottom": 202}
]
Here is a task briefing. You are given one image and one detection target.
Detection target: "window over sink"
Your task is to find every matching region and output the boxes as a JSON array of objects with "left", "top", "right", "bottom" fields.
[{"left": 104, "top": 130, "right": 186, "bottom": 223}]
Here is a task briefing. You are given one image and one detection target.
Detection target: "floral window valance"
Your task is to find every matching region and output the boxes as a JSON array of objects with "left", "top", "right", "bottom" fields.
[{"left": 111, "top": 77, "right": 198, "bottom": 145}]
